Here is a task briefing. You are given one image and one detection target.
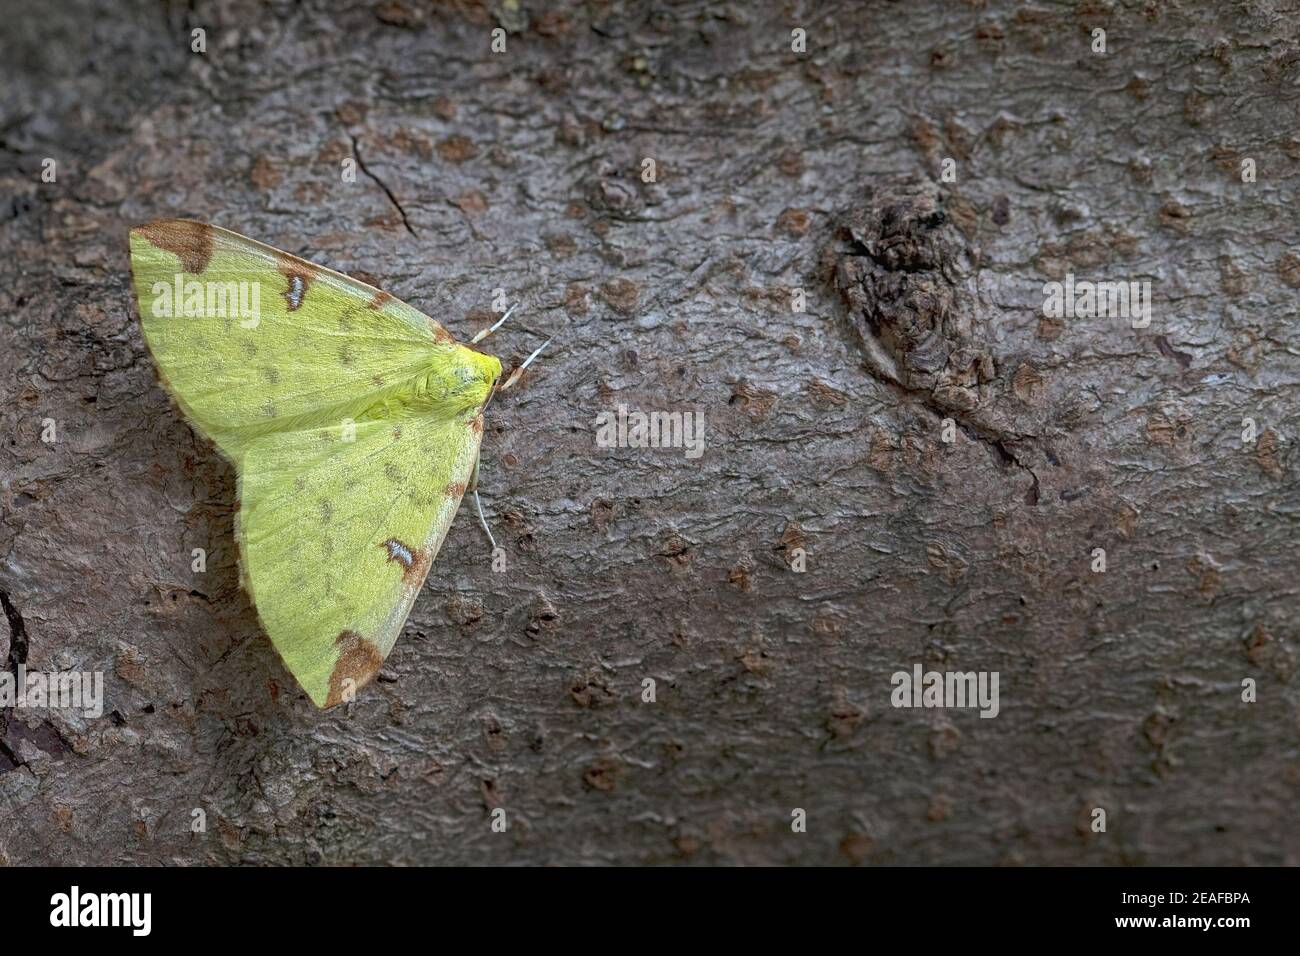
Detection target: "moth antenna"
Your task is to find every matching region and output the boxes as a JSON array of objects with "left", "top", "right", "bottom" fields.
[
  {"left": 473, "top": 489, "right": 497, "bottom": 552},
  {"left": 470, "top": 302, "right": 519, "bottom": 344},
  {"left": 500, "top": 317, "right": 567, "bottom": 391}
]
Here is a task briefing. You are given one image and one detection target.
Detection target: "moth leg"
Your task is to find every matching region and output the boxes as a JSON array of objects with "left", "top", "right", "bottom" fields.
[{"left": 468, "top": 453, "right": 497, "bottom": 551}]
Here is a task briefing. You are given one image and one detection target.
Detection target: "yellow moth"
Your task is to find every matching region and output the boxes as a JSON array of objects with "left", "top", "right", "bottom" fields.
[{"left": 128, "top": 219, "right": 514, "bottom": 707}]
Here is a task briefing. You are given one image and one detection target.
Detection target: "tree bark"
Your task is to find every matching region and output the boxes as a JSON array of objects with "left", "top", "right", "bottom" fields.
[{"left": 1, "top": 0, "right": 1298, "bottom": 865}]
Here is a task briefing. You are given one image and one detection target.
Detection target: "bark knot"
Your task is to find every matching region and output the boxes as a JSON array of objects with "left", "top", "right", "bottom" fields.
[{"left": 832, "top": 176, "right": 992, "bottom": 415}]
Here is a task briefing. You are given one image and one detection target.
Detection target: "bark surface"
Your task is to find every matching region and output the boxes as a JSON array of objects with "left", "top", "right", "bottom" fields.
[{"left": 1, "top": 0, "right": 1298, "bottom": 865}]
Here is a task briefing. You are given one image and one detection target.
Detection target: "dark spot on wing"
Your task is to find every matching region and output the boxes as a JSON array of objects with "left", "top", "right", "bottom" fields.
[
  {"left": 380, "top": 537, "right": 431, "bottom": 585},
  {"left": 324, "top": 630, "right": 385, "bottom": 707},
  {"left": 429, "top": 319, "right": 455, "bottom": 344},
  {"left": 383, "top": 538, "right": 414, "bottom": 569},
  {"left": 276, "top": 254, "right": 319, "bottom": 312},
  {"left": 284, "top": 274, "right": 306, "bottom": 310},
  {"left": 134, "top": 219, "right": 214, "bottom": 274}
]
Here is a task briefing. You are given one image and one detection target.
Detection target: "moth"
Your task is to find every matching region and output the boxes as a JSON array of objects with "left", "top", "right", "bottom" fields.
[{"left": 128, "top": 219, "right": 541, "bottom": 708}]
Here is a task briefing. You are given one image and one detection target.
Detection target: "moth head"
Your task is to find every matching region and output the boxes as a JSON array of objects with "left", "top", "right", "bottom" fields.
[{"left": 453, "top": 346, "right": 502, "bottom": 408}]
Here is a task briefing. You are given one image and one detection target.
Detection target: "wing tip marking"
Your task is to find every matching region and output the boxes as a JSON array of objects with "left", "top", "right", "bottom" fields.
[
  {"left": 323, "top": 629, "right": 385, "bottom": 708},
  {"left": 132, "top": 219, "right": 215, "bottom": 274}
]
